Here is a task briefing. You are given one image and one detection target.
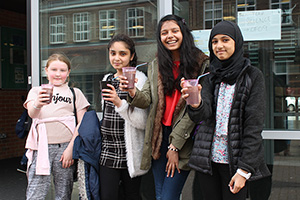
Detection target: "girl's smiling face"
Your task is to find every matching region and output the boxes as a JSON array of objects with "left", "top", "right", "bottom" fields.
[
  {"left": 45, "top": 60, "right": 70, "bottom": 86},
  {"left": 211, "top": 34, "right": 235, "bottom": 61},
  {"left": 109, "top": 41, "right": 134, "bottom": 72},
  {"left": 160, "top": 20, "right": 183, "bottom": 53}
]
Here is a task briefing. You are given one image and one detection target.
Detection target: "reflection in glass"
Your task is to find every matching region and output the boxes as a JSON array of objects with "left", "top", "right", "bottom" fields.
[
  {"left": 171, "top": 1, "right": 300, "bottom": 199},
  {"left": 40, "top": 0, "right": 157, "bottom": 111}
]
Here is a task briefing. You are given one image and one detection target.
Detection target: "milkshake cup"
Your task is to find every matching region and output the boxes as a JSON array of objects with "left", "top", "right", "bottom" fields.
[
  {"left": 183, "top": 79, "right": 199, "bottom": 105},
  {"left": 41, "top": 84, "right": 54, "bottom": 103},
  {"left": 122, "top": 67, "right": 136, "bottom": 89}
]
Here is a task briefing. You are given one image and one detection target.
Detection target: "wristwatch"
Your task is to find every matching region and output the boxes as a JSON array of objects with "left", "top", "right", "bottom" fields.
[{"left": 237, "top": 168, "right": 251, "bottom": 180}]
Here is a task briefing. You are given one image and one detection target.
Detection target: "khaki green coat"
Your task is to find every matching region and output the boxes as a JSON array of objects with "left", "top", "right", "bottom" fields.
[{"left": 128, "top": 58, "right": 209, "bottom": 171}]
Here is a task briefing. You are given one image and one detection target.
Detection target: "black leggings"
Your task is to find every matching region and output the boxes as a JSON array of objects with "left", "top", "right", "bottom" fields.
[
  {"left": 99, "top": 165, "right": 142, "bottom": 200},
  {"left": 195, "top": 162, "right": 247, "bottom": 200}
]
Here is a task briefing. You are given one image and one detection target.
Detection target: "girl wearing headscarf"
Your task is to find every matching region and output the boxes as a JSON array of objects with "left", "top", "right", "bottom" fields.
[{"left": 182, "top": 21, "right": 271, "bottom": 200}]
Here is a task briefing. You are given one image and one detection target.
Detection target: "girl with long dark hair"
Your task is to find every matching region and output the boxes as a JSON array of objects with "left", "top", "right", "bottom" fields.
[{"left": 119, "top": 15, "right": 209, "bottom": 200}]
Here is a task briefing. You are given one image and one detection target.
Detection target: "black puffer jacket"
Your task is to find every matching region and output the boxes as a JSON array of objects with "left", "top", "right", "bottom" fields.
[{"left": 188, "top": 60, "right": 271, "bottom": 181}]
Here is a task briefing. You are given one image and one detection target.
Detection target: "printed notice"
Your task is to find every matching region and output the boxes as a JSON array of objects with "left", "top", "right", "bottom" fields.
[
  {"left": 15, "top": 67, "right": 24, "bottom": 83},
  {"left": 192, "top": 30, "right": 211, "bottom": 56},
  {"left": 238, "top": 9, "right": 281, "bottom": 41}
]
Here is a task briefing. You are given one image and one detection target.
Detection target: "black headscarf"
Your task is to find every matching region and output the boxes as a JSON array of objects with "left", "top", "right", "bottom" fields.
[{"left": 209, "top": 21, "right": 246, "bottom": 85}]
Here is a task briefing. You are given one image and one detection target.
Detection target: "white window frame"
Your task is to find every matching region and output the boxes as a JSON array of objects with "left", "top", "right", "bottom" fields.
[
  {"left": 73, "top": 12, "right": 90, "bottom": 42},
  {"left": 49, "top": 15, "right": 66, "bottom": 44},
  {"left": 126, "top": 7, "right": 145, "bottom": 38},
  {"left": 159, "top": 0, "right": 172, "bottom": 19},
  {"left": 204, "top": 0, "right": 223, "bottom": 29},
  {"left": 99, "top": 10, "right": 117, "bottom": 40}
]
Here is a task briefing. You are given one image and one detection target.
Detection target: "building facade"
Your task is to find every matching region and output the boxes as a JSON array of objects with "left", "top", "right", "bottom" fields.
[{"left": 0, "top": 0, "right": 299, "bottom": 198}]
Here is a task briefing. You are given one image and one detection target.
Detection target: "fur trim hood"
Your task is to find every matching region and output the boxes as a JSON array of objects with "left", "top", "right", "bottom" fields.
[{"left": 151, "top": 71, "right": 185, "bottom": 160}]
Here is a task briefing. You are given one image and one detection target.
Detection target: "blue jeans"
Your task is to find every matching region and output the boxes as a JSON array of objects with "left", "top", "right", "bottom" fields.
[{"left": 152, "top": 125, "right": 190, "bottom": 200}]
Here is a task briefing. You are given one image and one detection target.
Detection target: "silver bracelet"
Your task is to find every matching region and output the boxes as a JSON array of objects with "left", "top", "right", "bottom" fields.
[
  {"left": 168, "top": 145, "right": 179, "bottom": 152},
  {"left": 33, "top": 104, "right": 41, "bottom": 109}
]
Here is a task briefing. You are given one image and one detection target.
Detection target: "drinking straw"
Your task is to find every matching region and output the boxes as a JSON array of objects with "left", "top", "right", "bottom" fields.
[
  {"left": 196, "top": 72, "right": 210, "bottom": 82},
  {"left": 135, "top": 62, "right": 148, "bottom": 69}
]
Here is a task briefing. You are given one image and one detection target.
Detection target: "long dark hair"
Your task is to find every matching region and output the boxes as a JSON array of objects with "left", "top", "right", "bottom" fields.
[
  {"left": 107, "top": 33, "right": 138, "bottom": 67},
  {"left": 156, "top": 15, "right": 203, "bottom": 95}
]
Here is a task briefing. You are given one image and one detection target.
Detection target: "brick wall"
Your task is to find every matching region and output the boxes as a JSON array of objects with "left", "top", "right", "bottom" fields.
[
  {"left": 0, "top": 90, "right": 28, "bottom": 160},
  {"left": 0, "top": 9, "right": 27, "bottom": 160},
  {"left": 0, "top": 9, "right": 26, "bottom": 30}
]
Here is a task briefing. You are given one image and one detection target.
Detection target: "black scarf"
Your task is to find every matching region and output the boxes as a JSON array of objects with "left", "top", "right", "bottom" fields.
[{"left": 209, "top": 21, "right": 246, "bottom": 85}]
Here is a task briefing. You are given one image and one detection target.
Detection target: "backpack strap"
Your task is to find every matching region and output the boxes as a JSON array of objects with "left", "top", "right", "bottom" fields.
[{"left": 70, "top": 87, "right": 78, "bottom": 125}]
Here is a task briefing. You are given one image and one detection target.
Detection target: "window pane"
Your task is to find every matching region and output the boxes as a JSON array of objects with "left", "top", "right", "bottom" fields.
[
  {"left": 137, "top": 18, "right": 144, "bottom": 26},
  {"left": 205, "top": 2, "right": 213, "bottom": 9},
  {"left": 100, "top": 11, "right": 107, "bottom": 19},
  {"left": 215, "top": 10, "right": 222, "bottom": 18},
  {"left": 248, "top": 0, "right": 255, "bottom": 6},
  {"left": 57, "top": 17, "right": 62, "bottom": 23},
  {"left": 137, "top": 8, "right": 143, "bottom": 16},
  {"left": 205, "top": 20, "right": 212, "bottom": 28},
  {"left": 109, "top": 11, "right": 115, "bottom": 18},
  {"left": 108, "top": 30, "right": 114, "bottom": 37},
  {"left": 215, "top": 2, "right": 222, "bottom": 9},
  {"left": 205, "top": 11, "right": 213, "bottom": 19},
  {"left": 128, "top": 9, "right": 134, "bottom": 17}
]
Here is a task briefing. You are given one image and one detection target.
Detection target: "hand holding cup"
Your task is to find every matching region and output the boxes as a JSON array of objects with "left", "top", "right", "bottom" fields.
[
  {"left": 41, "top": 84, "right": 54, "bottom": 103},
  {"left": 33, "top": 84, "right": 54, "bottom": 109},
  {"left": 181, "top": 78, "right": 202, "bottom": 108},
  {"left": 119, "top": 75, "right": 137, "bottom": 98}
]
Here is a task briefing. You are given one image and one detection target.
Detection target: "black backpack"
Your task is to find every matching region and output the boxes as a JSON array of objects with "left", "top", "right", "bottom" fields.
[{"left": 15, "top": 110, "right": 32, "bottom": 139}]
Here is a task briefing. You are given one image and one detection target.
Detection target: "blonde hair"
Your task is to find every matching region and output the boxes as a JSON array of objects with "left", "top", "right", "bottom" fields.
[{"left": 46, "top": 53, "right": 71, "bottom": 70}]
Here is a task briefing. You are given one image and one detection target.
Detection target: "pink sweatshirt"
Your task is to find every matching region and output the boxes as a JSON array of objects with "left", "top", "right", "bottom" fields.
[{"left": 25, "top": 116, "right": 76, "bottom": 175}]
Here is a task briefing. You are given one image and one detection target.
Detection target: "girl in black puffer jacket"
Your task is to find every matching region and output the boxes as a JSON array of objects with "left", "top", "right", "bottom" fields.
[{"left": 181, "top": 21, "right": 271, "bottom": 200}]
